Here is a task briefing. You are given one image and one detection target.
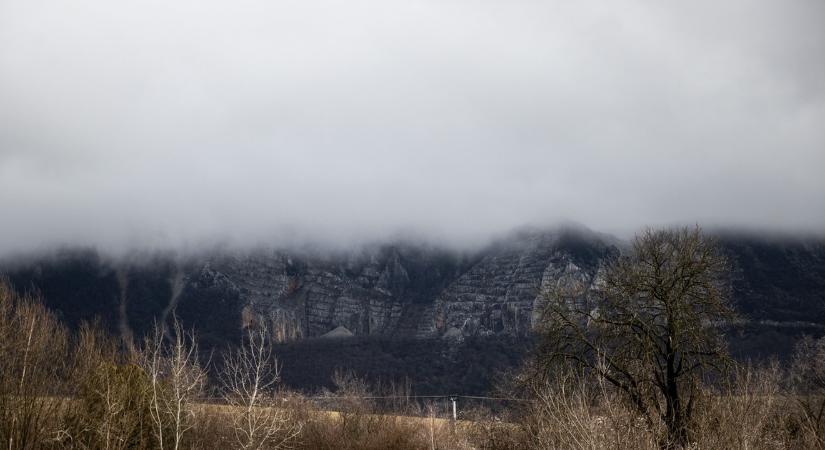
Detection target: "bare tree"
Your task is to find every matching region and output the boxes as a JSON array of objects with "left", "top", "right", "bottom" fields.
[
  {"left": 537, "top": 227, "right": 733, "bottom": 448},
  {"left": 790, "top": 335, "right": 825, "bottom": 446},
  {"left": 88, "top": 363, "right": 148, "bottom": 450},
  {"left": 219, "top": 325, "right": 301, "bottom": 450},
  {"left": 0, "top": 280, "right": 70, "bottom": 450},
  {"left": 140, "top": 317, "right": 207, "bottom": 450}
]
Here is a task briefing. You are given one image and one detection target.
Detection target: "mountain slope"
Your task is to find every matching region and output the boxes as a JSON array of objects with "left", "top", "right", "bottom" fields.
[{"left": 2, "top": 227, "right": 824, "bottom": 358}]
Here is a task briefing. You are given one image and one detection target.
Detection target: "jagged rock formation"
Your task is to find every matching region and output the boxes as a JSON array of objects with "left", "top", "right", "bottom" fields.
[
  {"left": 167, "top": 226, "right": 618, "bottom": 343},
  {"left": 426, "top": 229, "right": 615, "bottom": 339}
]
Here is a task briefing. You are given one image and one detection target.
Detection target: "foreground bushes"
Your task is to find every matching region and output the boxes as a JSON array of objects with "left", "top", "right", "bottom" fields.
[
  {"left": 5, "top": 279, "right": 825, "bottom": 449},
  {"left": 0, "top": 282, "right": 70, "bottom": 449},
  {"left": 496, "top": 364, "right": 792, "bottom": 449}
]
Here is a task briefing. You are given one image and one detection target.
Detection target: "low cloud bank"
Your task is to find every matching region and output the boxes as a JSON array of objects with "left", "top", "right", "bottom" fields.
[{"left": 1, "top": 0, "right": 823, "bottom": 255}]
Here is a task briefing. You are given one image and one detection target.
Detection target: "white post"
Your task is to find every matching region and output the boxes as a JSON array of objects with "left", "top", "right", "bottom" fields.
[{"left": 449, "top": 396, "right": 457, "bottom": 421}]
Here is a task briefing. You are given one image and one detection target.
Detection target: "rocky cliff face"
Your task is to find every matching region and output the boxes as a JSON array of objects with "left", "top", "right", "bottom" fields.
[
  {"left": 172, "top": 227, "right": 617, "bottom": 343},
  {"left": 3, "top": 226, "right": 824, "bottom": 352},
  {"left": 427, "top": 229, "right": 615, "bottom": 339}
]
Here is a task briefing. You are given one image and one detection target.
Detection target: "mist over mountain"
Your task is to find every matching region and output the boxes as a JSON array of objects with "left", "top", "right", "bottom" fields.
[{"left": 2, "top": 0, "right": 825, "bottom": 256}]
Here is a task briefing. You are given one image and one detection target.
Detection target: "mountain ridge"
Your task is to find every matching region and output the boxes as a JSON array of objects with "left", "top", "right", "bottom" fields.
[{"left": 2, "top": 225, "right": 824, "bottom": 354}]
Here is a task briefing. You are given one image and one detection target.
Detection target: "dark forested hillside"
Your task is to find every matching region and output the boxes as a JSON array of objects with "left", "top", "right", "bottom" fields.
[{"left": 722, "top": 234, "right": 825, "bottom": 324}]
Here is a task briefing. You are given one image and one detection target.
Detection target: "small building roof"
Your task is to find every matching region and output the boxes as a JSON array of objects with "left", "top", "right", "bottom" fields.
[{"left": 320, "top": 325, "right": 354, "bottom": 339}]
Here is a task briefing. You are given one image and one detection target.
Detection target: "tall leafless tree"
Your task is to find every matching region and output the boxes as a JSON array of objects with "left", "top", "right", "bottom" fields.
[
  {"left": 0, "top": 280, "right": 70, "bottom": 450},
  {"left": 537, "top": 227, "right": 733, "bottom": 448},
  {"left": 219, "top": 325, "right": 301, "bottom": 450},
  {"left": 140, "top": 317, "right": 207, "bottom": 450}
]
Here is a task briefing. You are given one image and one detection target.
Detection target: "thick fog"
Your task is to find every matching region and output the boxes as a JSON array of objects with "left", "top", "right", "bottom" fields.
[{"left": 1, "top": 0, "right": 824, "bottom": 254}]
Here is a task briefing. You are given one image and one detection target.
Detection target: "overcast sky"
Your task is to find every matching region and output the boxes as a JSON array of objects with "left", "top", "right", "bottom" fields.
[{"left": 1, "top": 0, "right": 823, "bottom": 254}]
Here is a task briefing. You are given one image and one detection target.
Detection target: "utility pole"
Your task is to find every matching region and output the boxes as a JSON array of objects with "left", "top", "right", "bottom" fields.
[{"left": 448, "top": 395, "right": 458, "bottom": 421}]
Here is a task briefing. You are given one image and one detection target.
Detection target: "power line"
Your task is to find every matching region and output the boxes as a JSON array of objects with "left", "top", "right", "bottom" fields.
[
  {"left": 198, "top": 394, "right": 533, "bottom": 402},
  {"left": 457, "top": 395, "right": 533, "bottom": 402}
]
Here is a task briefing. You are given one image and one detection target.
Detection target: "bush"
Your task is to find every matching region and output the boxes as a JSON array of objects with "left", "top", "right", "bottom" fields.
[{"left": 67, "top": 362, "right": 157, "bottom": 449}]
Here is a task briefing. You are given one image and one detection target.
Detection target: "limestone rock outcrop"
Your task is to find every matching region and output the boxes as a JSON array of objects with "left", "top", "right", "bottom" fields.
[{"left": 174, "top": 226, "right": 617, "bottom": 341}]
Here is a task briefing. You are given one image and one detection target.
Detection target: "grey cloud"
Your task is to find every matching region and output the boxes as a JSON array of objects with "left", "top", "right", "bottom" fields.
[{"left": 0, "top": 0, "right": 823, "bottom": 255}]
